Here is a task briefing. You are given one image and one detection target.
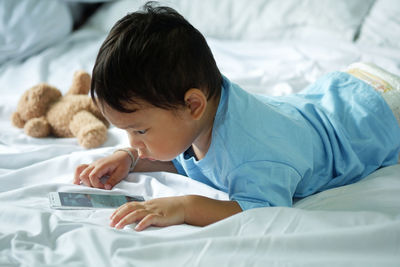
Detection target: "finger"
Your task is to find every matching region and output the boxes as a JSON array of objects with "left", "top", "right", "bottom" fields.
[
  {"left": 111, "top": 205, "right": 146, "bottom": 228},
  {"left": 135, "top": 214, "right": 163, "bottom": 231},
  {"left": 88, "top": 163, "right": 113, "bottom": 182},
  {"left": 79, "top": 164, "right": 94, "bottom": 179},
  {"left": 87, "top": 166, "right": 108, "bottom": 189},
  {"left": 114, "top": 209, "right": 149, "bottom": 229},
  {"left": 104, "top": 166, "right": 128, "bottom": 190},
  {"left": 79, "top": 165, "right": 94, "bottom": 182},
  {"left": 89, "top": 175, "right": 105, "bottom": 189},
  {"left": 110, "top": 202, "right": 143, "bottom": 227},
  {"left": 110, "top": 202, "right": 127, "bottom": 220},
  {"left": 73, "top": 164, "right": 88, "bottom": 184},
  {"left": 79, "top": 165, "right": 95, "bottom": 187}
]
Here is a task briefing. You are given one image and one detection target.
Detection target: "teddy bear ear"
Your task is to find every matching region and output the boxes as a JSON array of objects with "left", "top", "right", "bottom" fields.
[
  {"left": 11, "top": 111, "right": 25, "bottom": 128},
  {"left": 66, "top": 70, "right": 91, "bottom": 95}
]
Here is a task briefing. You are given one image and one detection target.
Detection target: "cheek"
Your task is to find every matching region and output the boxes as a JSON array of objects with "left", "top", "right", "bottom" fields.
[
  {"left": 147, "top": 137, "right": 183, "bottom": 160},
  {"left": 146, "top": 128, "right": 192, "bottom": 161}
]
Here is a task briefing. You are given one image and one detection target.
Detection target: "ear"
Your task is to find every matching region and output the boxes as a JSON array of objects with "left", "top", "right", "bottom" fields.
[{"left": 184, "top": 88, "right": 207, "bottom": 120}]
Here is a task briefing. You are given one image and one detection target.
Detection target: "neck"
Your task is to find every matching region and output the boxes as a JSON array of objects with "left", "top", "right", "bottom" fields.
[{"left": 192, "top": 94, "right": 220, "bottom": 160}]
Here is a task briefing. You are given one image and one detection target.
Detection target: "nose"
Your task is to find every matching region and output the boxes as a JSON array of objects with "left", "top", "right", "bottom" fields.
[
  {"left": 127, "top": 133, "right": 145, "bottom": 150},
  {"left": 136, "top": 149, "right": 145, "bottom": 159}
]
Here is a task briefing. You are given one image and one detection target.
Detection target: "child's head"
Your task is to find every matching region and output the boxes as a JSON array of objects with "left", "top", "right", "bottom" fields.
[
  {"left": 91, "top": 2, "right": 222, "bottom": 113},
  {"left": 91, "top": 2, "right": 222, "bottom": 161}
]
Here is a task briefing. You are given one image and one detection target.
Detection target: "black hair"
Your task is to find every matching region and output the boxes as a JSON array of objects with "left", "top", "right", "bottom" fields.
[{"left": 91, "top": 1, "right": 222, "bottom": 112}]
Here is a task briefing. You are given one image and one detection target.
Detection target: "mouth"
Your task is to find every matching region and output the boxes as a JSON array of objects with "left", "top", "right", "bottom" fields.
[{"left": 139, "top": 155, "right": 156, "bottom": 161}]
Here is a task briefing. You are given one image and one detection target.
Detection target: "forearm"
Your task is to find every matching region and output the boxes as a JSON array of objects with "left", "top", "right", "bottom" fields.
[
  {"left": 124, "top": 147, "right": 178, "bottom": 173},
  {"left": 182, "top": 195, "right": 242, "bottom": 226},
  {"left": 135, "top": 158, "right": 177, "bottom": 173}
]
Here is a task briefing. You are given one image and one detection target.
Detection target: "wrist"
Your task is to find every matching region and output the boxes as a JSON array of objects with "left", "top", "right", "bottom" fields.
[
  {"left": 114, "top": 148, "right": 139, "bottom": 172},
  {"left": 181, "top": 195, "right": 200, "bottom": 225},
  {"left": 181, "top": 195, "right": 191, "bottom": 224},
  {"left": 180, "top": 195, "right": 242, "bottom": 226}
]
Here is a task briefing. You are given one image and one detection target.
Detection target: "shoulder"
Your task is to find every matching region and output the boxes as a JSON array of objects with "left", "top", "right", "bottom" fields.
[
  {"left": 217, "top": 77, "right": 279, "bottom": 132},
  {"left": 214, "top": 79, "right": 313, "bottom": 164}
]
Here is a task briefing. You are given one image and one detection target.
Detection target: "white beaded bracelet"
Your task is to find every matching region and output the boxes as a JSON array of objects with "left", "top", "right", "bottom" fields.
[{"left": 114, "top": 148, "right": 139, "bottom": 172}]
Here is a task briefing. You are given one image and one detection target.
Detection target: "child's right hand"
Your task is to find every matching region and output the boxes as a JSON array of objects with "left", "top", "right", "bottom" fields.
[{"left": 73, "top": 151, "right": 133, "bottom": 190}]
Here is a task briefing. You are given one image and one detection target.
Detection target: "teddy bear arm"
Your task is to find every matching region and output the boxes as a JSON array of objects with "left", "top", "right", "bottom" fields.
[
  {"left": 69, "top": 110, "right": 107, "bottom": 148},
  {"left": 66, "top": 71, "right": 91, "bottom": 95},
  {"left": 24, "top": 117, "right": 51, "bottom": 137}
]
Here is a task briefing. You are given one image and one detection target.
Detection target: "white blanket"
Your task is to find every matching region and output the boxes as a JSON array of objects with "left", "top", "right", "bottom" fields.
[
  {"left": 1, "top": 1, "right": 400, "bottom": 266},
  {"left": 1, "top": 157, "right": 399, "bottom": 265}
]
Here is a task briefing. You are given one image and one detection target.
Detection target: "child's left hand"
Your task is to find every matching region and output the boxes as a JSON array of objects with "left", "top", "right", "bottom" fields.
[{"left": 110, "top": 196, "right": 185, "bottom": 231}]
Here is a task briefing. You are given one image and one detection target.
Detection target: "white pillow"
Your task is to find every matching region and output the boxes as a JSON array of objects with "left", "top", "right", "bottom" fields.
[
  {"left": 357, "top": 0, "right": 400, "bottom": 48},
  {"left": 0, "top": 0, "right": 73, "bottom": 65},
  {"left": 84, "top": 0, "right": 145, "bottom": 32},
  {"left": 86, "top": 0, "right": 374, "bottom": 41}
]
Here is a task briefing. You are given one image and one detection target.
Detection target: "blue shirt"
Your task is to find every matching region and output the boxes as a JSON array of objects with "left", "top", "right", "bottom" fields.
[{"left": 173, "top": 72, "right": 400, "bottom": 210}]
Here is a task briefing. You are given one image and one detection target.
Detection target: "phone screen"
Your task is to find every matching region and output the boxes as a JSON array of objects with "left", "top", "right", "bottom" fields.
[{"left": 58, "top": 192, "right": 144, "bottom": 208}]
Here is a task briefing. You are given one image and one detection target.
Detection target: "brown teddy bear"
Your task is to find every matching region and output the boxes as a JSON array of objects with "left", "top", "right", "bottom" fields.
[{"left": 11, "top": 71, "right": 109, "bottom": 148}]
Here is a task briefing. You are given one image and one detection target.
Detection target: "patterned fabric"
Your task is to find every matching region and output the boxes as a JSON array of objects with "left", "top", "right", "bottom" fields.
[{"left": 346, "top": 62, "right": 400, "bottom": 125}]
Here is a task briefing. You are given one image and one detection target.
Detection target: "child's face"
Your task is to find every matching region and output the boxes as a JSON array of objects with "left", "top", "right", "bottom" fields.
[{"left": 102, "top": 101, "right": 197, "bottom": 161}]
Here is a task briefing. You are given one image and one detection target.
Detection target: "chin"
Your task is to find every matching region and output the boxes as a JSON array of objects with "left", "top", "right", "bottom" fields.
[{"left": 156, "top": 153, "right": 181, "bottom": 162}]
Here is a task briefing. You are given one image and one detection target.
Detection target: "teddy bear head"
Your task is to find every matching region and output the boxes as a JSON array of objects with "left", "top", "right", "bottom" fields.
[{"left": 11, "top": 83, "right": 62, "bottom": 128}]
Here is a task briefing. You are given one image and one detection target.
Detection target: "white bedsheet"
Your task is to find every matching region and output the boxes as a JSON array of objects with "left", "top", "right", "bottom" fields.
[
  {"left": 1, "top": 153, "right": 399, "bottom": 266},
  {"left": 1, "top": 1, "right": 400, "bottom": 266}
]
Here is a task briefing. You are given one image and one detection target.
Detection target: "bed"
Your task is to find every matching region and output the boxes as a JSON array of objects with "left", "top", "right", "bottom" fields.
[{"left": 1, "top": 0, "right": 399, "bottom": 266}]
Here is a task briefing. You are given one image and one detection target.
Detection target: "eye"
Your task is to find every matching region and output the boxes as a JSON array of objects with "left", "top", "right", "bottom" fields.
[{"left": 136, "top": 129, "right": 147, "bottom": 135}]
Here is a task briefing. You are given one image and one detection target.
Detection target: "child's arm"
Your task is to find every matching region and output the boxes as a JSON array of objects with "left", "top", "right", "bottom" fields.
[
  {"left": 110, "top": 195, "right": 242, "bottom": 231},
  {"left": 73, "top": 148, "right": 177, "bottom": 189}
]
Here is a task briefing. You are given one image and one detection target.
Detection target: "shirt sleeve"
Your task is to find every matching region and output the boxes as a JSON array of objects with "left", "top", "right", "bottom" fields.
[{"left": 227, "top": 161, "right": 302, "bottom": 210}]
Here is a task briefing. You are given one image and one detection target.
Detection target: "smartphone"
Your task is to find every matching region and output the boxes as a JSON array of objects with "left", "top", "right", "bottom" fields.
[{"left": 49, "top": 192, "right": 145, "bottom": 210}]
